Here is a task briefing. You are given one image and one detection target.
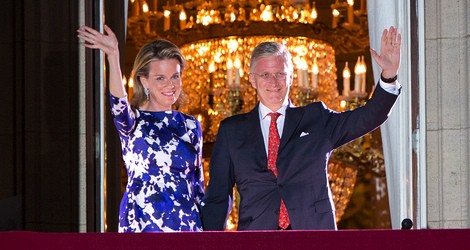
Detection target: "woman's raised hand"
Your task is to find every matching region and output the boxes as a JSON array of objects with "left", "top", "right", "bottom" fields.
[
  {"left": 77, "top": 24, "right": 126, "bottom": 97},
  {"left": 77, "top": 24, "right": 119, "bottom": 59}
]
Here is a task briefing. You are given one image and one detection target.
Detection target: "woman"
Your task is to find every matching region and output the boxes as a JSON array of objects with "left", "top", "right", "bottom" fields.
[{"left": 77, "top": 25, "right": 204, "bottom": 232}]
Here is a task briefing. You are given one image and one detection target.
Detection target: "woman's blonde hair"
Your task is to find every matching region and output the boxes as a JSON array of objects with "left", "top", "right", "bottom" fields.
[{"left": 130, "top": 39, "right": 187, "bottom": 109}]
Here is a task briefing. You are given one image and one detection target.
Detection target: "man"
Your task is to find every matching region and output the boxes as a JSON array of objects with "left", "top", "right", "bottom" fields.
[{"left": 202, "top": 26, "right": 402, "bottom": 230}]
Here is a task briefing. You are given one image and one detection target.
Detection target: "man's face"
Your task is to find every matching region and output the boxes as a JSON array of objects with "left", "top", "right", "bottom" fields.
[{"left": 249, "top": 55, "right": 293, "bottom": 111}]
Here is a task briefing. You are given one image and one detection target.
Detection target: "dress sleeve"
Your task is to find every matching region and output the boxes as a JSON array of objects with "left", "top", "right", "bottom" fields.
[{"left": 109, "top": 94, "right": 136, "bottom": 136}]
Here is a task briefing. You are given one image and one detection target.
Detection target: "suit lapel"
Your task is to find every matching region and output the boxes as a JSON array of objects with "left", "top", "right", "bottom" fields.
[
  {"left": 243, "top": 105, "right": 268, "bottom": 162},
  {"left": 239, "top": 104, "right": 303, "bottom": 165},
  {"left": 279, "top": 106, "right": 304, "bottom": 150}
]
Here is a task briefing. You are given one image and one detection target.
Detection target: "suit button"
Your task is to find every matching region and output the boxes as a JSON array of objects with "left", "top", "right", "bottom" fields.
[{"left": 278, "top": 184, "right": 283, "bottom": 188}]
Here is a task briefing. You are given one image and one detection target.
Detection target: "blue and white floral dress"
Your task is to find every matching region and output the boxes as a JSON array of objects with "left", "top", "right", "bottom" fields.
[{"left": 110, "top": 95, "right": 204, "bottom": 232}]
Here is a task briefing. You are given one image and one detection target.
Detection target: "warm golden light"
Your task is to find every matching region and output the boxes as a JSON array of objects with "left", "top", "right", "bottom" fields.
[
  {"left": 209, "top": 62, "right": 215, "bottom": 73},
  {"left": 332, "top": 9, "right": 340, "bottom": 16},
  {"left": 342, "top": 62, "right": 351, "bottom": 97},
  {"left": 359, "top": 56, "right": 367, "bottom": 93},
  {"left": 127, "top": 0, "right": 369, "bottom": 54},
  {"left": 343, "top": 63, "right": 351, "bottom": 78},
  {"left": 226, "top": 58, "right": 234, "bottom": 88},
  {"left": 233, "top": 57, "right": 241, "bottom": 69},
  {"left": 163, "top": 9, "right": 170, "bottom": 17},
  {"left": 298, "top": 59, "right": 308, "bottom": 70},
  {"left": 340, "top": 100, "right": 347, "bottom": 109},
  {"left": 312, "top": 61, "right": 319, "bottom": 74},
  {"left": 227, "top": 40, "right": 239, "bottom": 53},
  {"left": 311, "top": 57, "right": 319, "bottom": 89},
  {"left": 347, "top": 0, "right": 354, "bottom": 24},
  {"left": 179, "top": 9, "right": 186, "bottom": 21},
  {"left": 349, "top": 56, "right": 366, "bottom": 96},
  {"left": 239, "top": 70, "right": 245, "bottom": 78},
  {"left": 128, "top": 77, "right": 133, "bottom": 88},
  {"left": 234, "top": 57, "right": 242, "bottom": 86},
  {"left": 311, "top": 8, "right": 318, "bottom": 20},
  {"left": 126, "top": 0, "right": 374, "bottom": 230},
  {"left": 122, "top": 75, "right": 127, "bottom": 87},
  {"left": 261, "top": 5, "right": 274, "bottom": 21},
  {"left": 142, "top": 1, "right": 149, "bottom": 13},
  {"left": 128, "top": 77, "right": 134, "bottom": 101},
  {"left": 354, "top": 57, "right": 361, "bottom": 74},
  {"left": 226, "top": 58, "right": 233, "bottom": 69},
  {"left": 124, "top": 0, "right": 319, "bottom": 29},
  {"left": 179, "top": 36, "right": 338, "bottom": 143},
  {"left": 332, "top": 9, "right": 340, "bottom": 28},
  {"left": 213, "top": 52, "right": 222, "bottom": 63},
  {"left": 357, "top": 61, "right": 366, "bottom": 73}
]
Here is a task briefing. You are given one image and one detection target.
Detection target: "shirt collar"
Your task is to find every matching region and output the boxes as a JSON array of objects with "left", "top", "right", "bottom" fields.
[{"left": 259, "top": 98, "right": 290, "bottom": 120}]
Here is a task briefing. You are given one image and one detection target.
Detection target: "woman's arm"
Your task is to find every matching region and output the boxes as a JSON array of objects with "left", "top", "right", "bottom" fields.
[{"left": 77, "top": 24, "right": 126, "bottom": 98}]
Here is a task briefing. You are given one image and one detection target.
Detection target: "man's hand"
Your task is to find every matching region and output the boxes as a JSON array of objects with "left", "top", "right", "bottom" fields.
[{"left": 370, "top": 26, "right": 402, "bottom": 79}]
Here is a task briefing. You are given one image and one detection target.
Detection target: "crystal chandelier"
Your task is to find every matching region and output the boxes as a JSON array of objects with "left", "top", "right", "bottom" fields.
[{"left": 125, "top": 0, "right": 377, "bottom": 230}]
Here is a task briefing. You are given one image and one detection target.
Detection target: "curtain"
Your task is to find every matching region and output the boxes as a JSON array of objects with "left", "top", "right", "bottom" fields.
[{"left": 367, "top": 0, "right": 413, "bottom": 229}]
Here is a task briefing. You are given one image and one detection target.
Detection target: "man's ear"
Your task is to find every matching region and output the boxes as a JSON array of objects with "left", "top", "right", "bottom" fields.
[
  {"left": 287, "top": 73, "right": 294, "bottom": 87},
  {"left": 249, "top": 73, "right": 257, "bottom": 89}
]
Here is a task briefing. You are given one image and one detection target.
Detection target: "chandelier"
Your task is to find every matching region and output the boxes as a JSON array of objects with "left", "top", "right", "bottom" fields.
[{"left": 125, "top": 0, "right": 380, "bottom": 230}]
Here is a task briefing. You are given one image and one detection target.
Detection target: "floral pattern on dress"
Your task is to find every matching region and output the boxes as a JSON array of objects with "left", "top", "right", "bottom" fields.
[{"left": 110, "top": 94, "right": 204, "bottom": 232}]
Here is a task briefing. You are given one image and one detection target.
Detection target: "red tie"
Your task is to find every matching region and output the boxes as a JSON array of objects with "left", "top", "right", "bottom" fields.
[{"left": 267, "top": 113, "right": 290, "bottom": 229}]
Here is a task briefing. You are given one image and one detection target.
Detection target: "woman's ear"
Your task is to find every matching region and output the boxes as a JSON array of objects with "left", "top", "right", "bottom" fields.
[{"left": 140, "top": 76, "right": 148, "bottom": 89}]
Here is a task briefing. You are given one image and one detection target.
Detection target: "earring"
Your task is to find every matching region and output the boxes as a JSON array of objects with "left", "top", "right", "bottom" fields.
[{"left": 144, "top": 88, "right": 150, "bottom": 101}]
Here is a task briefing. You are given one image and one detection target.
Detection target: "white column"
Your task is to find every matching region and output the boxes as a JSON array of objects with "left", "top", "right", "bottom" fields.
[
  {"left": 78, "top": 0, "right": 107, "bottom": 233},
  {"left": 78, "top": 0, "right": 86, "bottom": 233},
  {"left": 425, "top": 0, "right": 470, "bottom": 229}
]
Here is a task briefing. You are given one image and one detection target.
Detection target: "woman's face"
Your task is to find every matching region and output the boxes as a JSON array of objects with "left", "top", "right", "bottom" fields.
[{"left": 140, "top": 59, "right": 182, "bottom": 111}]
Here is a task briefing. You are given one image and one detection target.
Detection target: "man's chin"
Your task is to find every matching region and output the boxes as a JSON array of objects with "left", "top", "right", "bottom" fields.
[{"left": 262, "top": 99, "right": 284, "bottom": 108}]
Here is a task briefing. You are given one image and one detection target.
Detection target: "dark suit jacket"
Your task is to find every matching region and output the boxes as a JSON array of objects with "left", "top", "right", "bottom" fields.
[{"left": 202, "top": 83, "right": 399, "bottom": 230}]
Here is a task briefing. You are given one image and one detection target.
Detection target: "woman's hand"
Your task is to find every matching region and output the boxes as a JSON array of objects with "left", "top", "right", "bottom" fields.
[
  {"left": 77, "top": 24, "right": 119, "bottom": 60},
  {"left": 370, "top": 26, "right": 402, "bottom": 79},
  {"left": 77, "top": 24, "right": 126, "bottom": 97}
]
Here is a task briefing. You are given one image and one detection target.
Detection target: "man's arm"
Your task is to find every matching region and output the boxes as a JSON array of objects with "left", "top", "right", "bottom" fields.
[{"left": 202, "top": 121, "right": 235, "bottom": 230}]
